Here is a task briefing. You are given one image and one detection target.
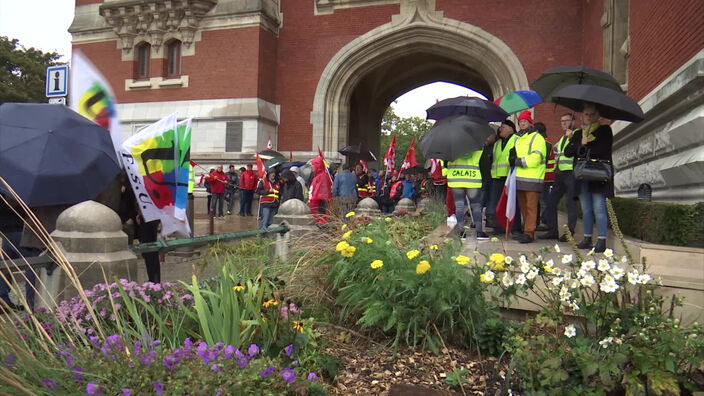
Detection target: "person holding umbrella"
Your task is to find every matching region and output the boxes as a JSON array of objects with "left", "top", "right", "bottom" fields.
[
  {"left": 564, "top": 103, "right": 614, "bottom": 253},
  {"left": 508, "top": 110, "right": 546, "bottom": 243},
  {"left": 488, "top": 120, "right": 522, "bottom": 236}
]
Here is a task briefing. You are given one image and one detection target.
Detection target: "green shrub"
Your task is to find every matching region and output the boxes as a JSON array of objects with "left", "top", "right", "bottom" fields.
[
  {"left": 325, "top": 215, "right": 497, "bottom": 353},
  {"left": 610, "top": 197, "right": 704, "bottom": 247}
]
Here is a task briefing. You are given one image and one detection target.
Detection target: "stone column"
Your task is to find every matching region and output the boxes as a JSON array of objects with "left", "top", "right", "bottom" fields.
[
  {"left": 394, "top": 198, "right": 416, "bottom": 214},
  {"left": 47, "top": 201, "right": 139, "bottom": 302},
  {"left": 355, "top": 197, "right": 381, "bottom": 218},
  {"left": 273, "top": 199, "right": 317, "bottom": 261}
]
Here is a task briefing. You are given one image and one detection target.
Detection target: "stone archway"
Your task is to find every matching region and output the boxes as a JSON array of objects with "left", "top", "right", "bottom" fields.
[{"left": 310, "top": 0, "right": 529, "bottom": 159}]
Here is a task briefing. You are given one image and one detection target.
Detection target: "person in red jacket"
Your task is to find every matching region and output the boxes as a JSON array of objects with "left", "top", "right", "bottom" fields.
[
  {"left": 239, "top": 163, "right": 258, "bottom": 216},
  {"left": 309, "top": 155, "right": 332, "bottom": 224},
  {"left": 206, "top": 165, "right": 229, "bottom": 217}
]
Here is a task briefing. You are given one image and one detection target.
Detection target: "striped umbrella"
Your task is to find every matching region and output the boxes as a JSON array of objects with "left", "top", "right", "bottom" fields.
[{"left": 493, "top": 90, "right": 543, "bottom": 115}]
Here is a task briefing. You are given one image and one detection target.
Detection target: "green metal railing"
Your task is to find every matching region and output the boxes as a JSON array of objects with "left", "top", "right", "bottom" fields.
[{"left": 129, "top": 224, "right": 289, "bottom": 255}]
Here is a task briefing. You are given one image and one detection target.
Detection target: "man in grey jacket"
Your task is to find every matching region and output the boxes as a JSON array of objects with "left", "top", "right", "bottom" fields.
[{"left": 332, "top": 163, "right": 358, "bottom": 218}]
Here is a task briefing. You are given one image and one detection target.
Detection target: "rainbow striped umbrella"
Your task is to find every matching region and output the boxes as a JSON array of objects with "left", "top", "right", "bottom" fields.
[{"left": 493, "top": 90, "right": 543, "bottom": 115}]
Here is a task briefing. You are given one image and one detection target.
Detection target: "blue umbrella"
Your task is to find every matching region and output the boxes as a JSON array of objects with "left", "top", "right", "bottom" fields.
[
  {"left": 0, "top": 103, "right": 121, "bottom": 207},
  {"left": 426, "top": 96, "right": 509, "bottom": 122}
]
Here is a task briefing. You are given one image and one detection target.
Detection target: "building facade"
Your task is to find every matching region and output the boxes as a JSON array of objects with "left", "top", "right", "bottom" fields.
[{"left": 70, "top": 0, "right": 704, "bottom": 202}]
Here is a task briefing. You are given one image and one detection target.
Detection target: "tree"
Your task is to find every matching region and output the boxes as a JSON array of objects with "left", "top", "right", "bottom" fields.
[
  {"left": 380, "top": 106, "right": 433, "bottom": 170},
  {"left": 0, "top": 36, "right": 62, "bottom": 104}
]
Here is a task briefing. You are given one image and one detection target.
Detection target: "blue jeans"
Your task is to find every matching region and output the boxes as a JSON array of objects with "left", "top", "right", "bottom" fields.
[
  {"left": 580, "top": 183, "right": 608, "bottom": 238},
  {"left": 452, "top": 188, "right": 483, "bottom": 234},
  {"left": 225, "top": 189, "right": 237, "bottom": 212},
  {"left": 259, "top": 206, "right": 277, "bottom": 230}
]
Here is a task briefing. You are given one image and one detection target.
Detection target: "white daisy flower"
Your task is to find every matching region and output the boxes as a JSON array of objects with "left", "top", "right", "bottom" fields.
[
  {"left": 552, "top": 267, "right": 562, "bottom": 276},
  {"left": 519, "top": 255, "right": 528, "bottom": 266},
  {"left": 552, "top": 276, "right": 564, "bottom": 286},
  {"left": 554, "top": 244, "right": 561, "bottom": 253},
  {"left": 638, "top": 274, "right": 651, "bottom": 284},
  {"left": 597, "top": 259, "right": 610, "bottom": 272},
  {"left": 603, "top": 248, "right": 614, "bottom": 258},
  {"left": 501, "top": 272, "right": 514, "bottom": 287},
  {"left": 581, "top": 260, "right": 596, "bottom": 271},
  {"left": 520, "top": 262, "right": 531, "bottom": 274},
  {"left": 561, "top": 254, "right": 573, "bottom": 264},
  {"left": 580, "top": 274, "right": 595, "bottom": 287},
  {"left": 610, "top": 265, "right": 625, "bottom": 280},
  {"left": 505, "top": 256, "right": 513, "bottom": 264},
  {"left": 564, "top": 324, "right": 576, "bottom": 338},
  {"left": 627, "top": 270, "right": 640, "bottom": 285},
  {"left": 526, "top": 268, "right": 539, "bottom": 280},
  {"left": 515, "top": 274, "right": 527, "bottom": 285}
]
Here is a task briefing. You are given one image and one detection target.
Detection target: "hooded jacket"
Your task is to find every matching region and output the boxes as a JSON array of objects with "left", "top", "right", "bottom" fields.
[{"left": 310, "top": 156, "right": 332, "bottom": 201}]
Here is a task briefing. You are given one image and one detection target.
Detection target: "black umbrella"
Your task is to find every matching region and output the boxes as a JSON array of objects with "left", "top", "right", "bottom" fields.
[
  {"left": 259, "top": 149, "right": 284, "bottom": 159},
  {"left": 550, "top": 84, "right": 644, "bottom": 122},
  {"left": 0, "top": 103, "right": 121, "bottom": 207},
  {"left": 426, "top": 96, "right": 509, "bottom": 122},
  {"left": 419, "top": 115, "right": 494, "bottom": 161},
  {"left": 281, "top": 161, "right": 306, "bottom": 170},
  {"left": 338, "top": 144, "right": 377, "bottom": 161},
  {"left": 264, "top": 156, "right": 286, "bottom": 169},
  {"left": 531, "top": 65, "right": 623, "bottom": 101}
]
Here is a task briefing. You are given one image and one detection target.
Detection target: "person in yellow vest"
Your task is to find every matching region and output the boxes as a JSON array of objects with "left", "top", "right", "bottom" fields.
[
  {"left": 256, "top": 169, "right": 280, "bottom": 230},
  {"left": 534, "top": 122, "right": 555, "bottom": 231},
  {"left": 539, "top": 113, "right": 579, "bottom": 241},
  {"left": 445, "top": 150, "right": 489, "bottom": 240},
  {"left": 509, "top": 110, "right": 546, "bottom": 243},
  {"left": 488, "top": 120, "right": 522, "bottom": 235}
]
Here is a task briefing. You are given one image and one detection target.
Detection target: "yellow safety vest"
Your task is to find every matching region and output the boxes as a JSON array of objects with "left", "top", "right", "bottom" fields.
[
  {"left": 555, "top": 133, "right": 576, "bottom": 171},
  {"left": 260, "top": 181, "right": 280, "bottom": 204},
  {"left": 446, "top": 150, "right": 482, "bottom": 188},
  {"left": 491, "top": 135, "right": 517, "bottom": 178},
  {"left": 514, "top": 130, "right": 546, "bottom": 190}
]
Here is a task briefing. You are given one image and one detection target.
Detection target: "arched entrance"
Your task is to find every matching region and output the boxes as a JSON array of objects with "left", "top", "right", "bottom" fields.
[{"left": 310, "top": 1, "right": 529, "bottom": 161}]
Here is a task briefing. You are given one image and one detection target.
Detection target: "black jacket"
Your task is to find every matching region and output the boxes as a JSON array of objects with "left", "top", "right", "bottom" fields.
[
  {"left": 280, "top": 181, "right": 304, "bottom": 204},
  {"left": 565, "top": 125, "right": 614, "bottom": 197}
]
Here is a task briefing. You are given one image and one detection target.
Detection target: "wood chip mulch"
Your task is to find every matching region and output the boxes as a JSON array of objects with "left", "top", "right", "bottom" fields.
[{"left": 319, "top": 326, "right": 506, "bottom": 395}]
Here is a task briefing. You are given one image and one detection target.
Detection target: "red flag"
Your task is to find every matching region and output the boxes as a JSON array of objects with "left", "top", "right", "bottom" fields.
[
  {"left": 189, "top": 159, "right": 198, "bottom": 167},
  {"left": 429, "top": 159, "right": 443, "bottom": 179},
  {"left": 256, "top": 152, "right": 270, "bottom": 189},
  {"left": 495, "top": 168, "right": 517, "bottom": 233},
  {"left": 267, "top": 136, "right": 273, "bottom": 150},
  {"left": 400, "top": 137, "right": 418, "bottom": 173},
  {"left": 359, "top": 159, "right": 367, "bottom": 172},
  {"left": 383, "top": 134, "right": 396, "bottom": 173},
  {"left": 317, "top": 146, "right": 333, "bottom": 183},
  {"left": 289, "top": 151, "right": 293, "bottom": 162}
]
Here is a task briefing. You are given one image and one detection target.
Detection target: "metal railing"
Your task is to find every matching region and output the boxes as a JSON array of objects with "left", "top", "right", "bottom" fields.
[
  {"left": 1, "top": 255, "right": 58, "bottom": 276},
  {"left": 130, "top": 224, "right": 289, "bottom": 255}
]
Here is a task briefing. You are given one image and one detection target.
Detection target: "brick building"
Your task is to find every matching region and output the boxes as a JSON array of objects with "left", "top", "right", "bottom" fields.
[{"left": 70, "top": 0, "right": 704, "bottom": 202}]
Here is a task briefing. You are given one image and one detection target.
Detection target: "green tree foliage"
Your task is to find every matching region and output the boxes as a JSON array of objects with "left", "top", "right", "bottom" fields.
[
  {"left": 380, "top": 106, "right": 433, "bottom": 169},
  {"left": 0, "top": 36, "right": 62, "bottom": 104}
]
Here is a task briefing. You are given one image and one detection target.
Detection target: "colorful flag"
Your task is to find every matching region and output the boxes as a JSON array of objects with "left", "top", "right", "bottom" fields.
[
  {"left": 267, "top": 136, "right": 273, "bottom": 150},
  {"left": 495, "top": 167, "right": 517, "bottom": 233},
  {"left": 120, "top": 113, "right": 192, "bottom": 237},
  {"left": 400, "top": 137, "right": 418, "bottom": 173},
  {"left": 383, "top": 134, "right": 396, "bottom": 173},
  {"left": 317, "top": 147, "right": 333, "bottom": 183},
  {"left": 70, "top": 50, "right": 121, "bottom": 154}
]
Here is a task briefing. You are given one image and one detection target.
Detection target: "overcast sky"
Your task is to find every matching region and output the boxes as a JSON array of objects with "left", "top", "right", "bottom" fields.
[{"left": 0, "top": 0, "right": 482, "bottom": 118}]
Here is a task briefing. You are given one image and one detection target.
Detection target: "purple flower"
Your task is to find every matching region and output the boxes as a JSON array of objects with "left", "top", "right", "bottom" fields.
[
  {"left": 153, "top": 381, "right": 164, "bottom": 394},
  {"left": 121, "top": 389, "right": 132, "bottom": 396},
  {"left": 139, "top": 351, "right": 156, "bottom": 366},
  {"left": 152, "top": 340, "right": 160, "bottom": 347},
  {"left": 211, "top": 363, "right": 222, "bottom": 372},
  {"left": 307, "top": 372, "right": 319, "bottom": 382},
  {"left": 86, "top": 382, "right": 103, "bottom": 394},
  {"left": 237, "top": 356, "right": 249, "bottom": 369},
  {"left": 183, "top": 337, "right": 194, "bottom": 350},
  {"left": 163, "top": 354, "right": 179, "bottom": 371},
  {"left": 216, "top": 387, "right": 224, "bottom": 396},
  {"left": 42, "top": 378, "right": 58, "bottom": 390},
  {"left": 284, "top": 344, "right": 294, "bottom": 357},
  {"left": 292, "top": 360, "right": 299, "bottom": 366},
  {"left": 4, "top": 353, "right": 16, "bottom": 368},
  {"left": 281, "top": 368, "right": 296, "bottom": 384},
  {"left": 89, "top": 336, "right": 100, "bottom": 348},
  {"left": 133, "top": 341, "right": 142, "bottom": 356},
  {"left": 223, "top": 345, "right": 236, "bottom": 359},
  {"left": 260, "top": 366, "right": 276, "bottom": 378},
  {"left": 72, "top": 366, "right": 84, "bottom": 383},
  {"left": 247, "top": 344, "right": 260, "bottom": 357}
]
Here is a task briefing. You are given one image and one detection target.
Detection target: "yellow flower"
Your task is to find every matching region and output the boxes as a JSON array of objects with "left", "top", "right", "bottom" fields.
[
  {"left": 490, "top": 237, "right": 500, "bottom": 242},
  {"left": 491, "top": 262, "right": 506, "bottom": 271},
  {"left": 406, "top": 250, "right": 420, "bottom": 260},
  {"left": 341, "top": 224, "right": 347, "bottom": 231},
  {"left": 233, "top": 284, "right": 244, "bottom": 292},
  {"left": 342, "top": 230, "right": 353, "bottom": 239},
  {"left": 263, "top": 299, "right": 278, "bottom": 308},
  {"left": 364, "top": 237, "right": 373, "bottom": 244},
  {"left": 430, "top": 244, "right": 439, "bottom": 250},
  {"left": 480, "top": 270, "right": 495, "bottom": 283},
  {"left": 385, "top": 217, "right": 392, "bottom": 222},
  {"left": 370, "top": 260, "right": 383, "bottom": 269},
  {"left": 345, "top": 211, "right": 355, "bottom": 218},
  {"left": 489, "top": 253, "right": 505, "bottom": 265},
  {"left": 455, "top": 255, "right": 471, "bottom": 265},
  {"left": 416, "top": 260, "right": 431, "bottom": 275},
  {"left": 336, "top": 240, "right": 350, "bottom": 251},
  {"left": 292, "top": 321, "right": 304, "bottom": 333},
  {"left": 341, "top": 245, "right": 356, "bottom": 258},
  {"left": 543, "top": 266, "right": 554, "bottom": 274}
]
